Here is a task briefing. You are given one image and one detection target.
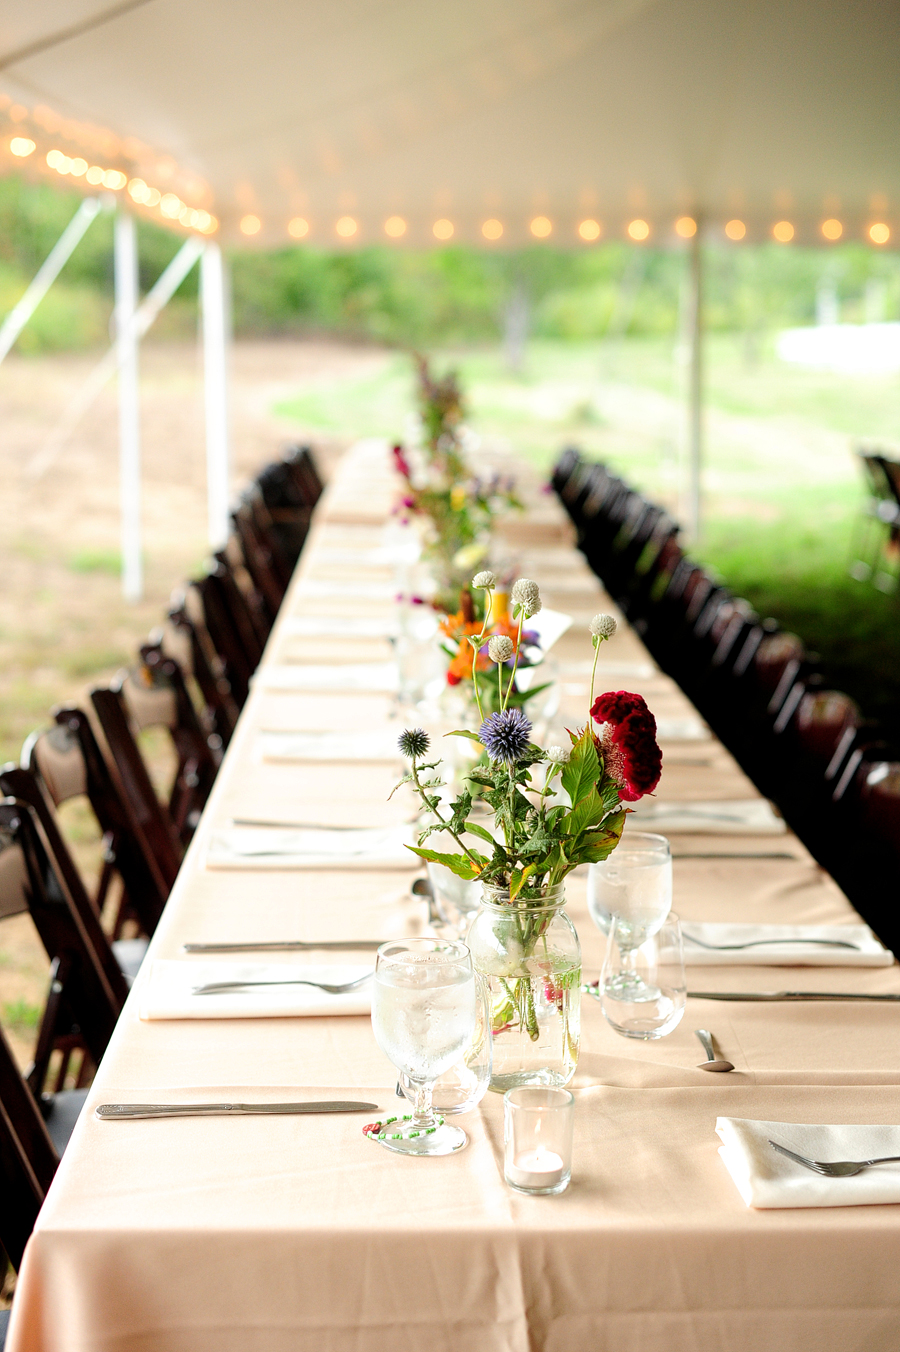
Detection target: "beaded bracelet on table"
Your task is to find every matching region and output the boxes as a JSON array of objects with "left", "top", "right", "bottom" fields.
[{"left": 363, "top": 1114, "right": 445, "bottom": 1142}]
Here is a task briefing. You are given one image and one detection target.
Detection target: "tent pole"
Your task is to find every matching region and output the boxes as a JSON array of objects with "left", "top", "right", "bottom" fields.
[
  {"left": 201, "top": 242, "right": 230, "bottom": 550},
  {"left": 0, "top": 197, "right": 103, "bottom": 366},
  {"left": 114, "top": 208, "right": 142, "bottom": 601},
  {"left": 686, "top": 223, "right": 703, "bottom": 545}
]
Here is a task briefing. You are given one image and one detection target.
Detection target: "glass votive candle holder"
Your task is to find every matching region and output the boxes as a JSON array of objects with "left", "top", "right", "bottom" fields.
[{"left": 503, "top": 1087, "right": 575, "bottom": 1195}]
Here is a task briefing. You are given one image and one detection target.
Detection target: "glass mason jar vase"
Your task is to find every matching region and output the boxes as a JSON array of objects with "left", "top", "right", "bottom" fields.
[{"left": 467, "top": 883, "right": 581, "bottom": 1091}]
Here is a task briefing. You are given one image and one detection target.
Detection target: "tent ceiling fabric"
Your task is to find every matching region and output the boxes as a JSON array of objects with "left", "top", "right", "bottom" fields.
[{"left": 0, "top": 0, "right": 897, "bottom": 246}]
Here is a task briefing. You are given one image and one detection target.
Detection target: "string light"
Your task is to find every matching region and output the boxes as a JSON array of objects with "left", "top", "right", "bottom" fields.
[
  {"left": 578, "top": 219, "right": 601, "bottom": 241},
  {"left": 288, "top": 217, "right": 309, "bottom": 238},
  {"left": 240, "top": 213, "right": 261, "bottom": 235},
  {"left": 675, "top": 216, "right": 696, "bottom": 238},
  {"left": 86, "top": 165, "right": 105, "bottom": 185},
  {"left": 69, "top": 157, "right": 88, "bottom": 178},
  {"left": 384, "top": 216, "right": 406, "bottom": 238},
  {"left": 627, "top": 219, "right": 650, "bottom": 241},
  {"left": 772, "top": 220, "right": 794, "bottom": 242},
  {"left": 821, "top": 218, "right": 843, "bottom": 240},
  {"left": 869, "top": 222, "right": 890, "bottom": 245},
  {"left": 481, "top": 218, "right": 503, "bottom": 240},
  {"left": 433, "top": 219, "right": 454, "bottom": 240},
  {"left": 725, "top": 219, "right": 746, "bottom": 240},
  {"left": 9, "top": 137, "right": 35, "bottom": 157},
  {"left": 530, "top": 216, "right": 552, "bottom": 238},
  {"left": 336, "top": 216, "right": 358, "bottom": 238}
]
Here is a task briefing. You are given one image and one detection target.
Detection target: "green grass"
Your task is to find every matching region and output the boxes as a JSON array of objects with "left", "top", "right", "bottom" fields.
[
  {"left": 69, "top": 549, "right": 122, "bottom": 575},
  {"left": 2, "top": 999, "right": 40, "bottom": 1033},
  {"left": 275, "top": 335, "right": 900, "bottom": 740}
]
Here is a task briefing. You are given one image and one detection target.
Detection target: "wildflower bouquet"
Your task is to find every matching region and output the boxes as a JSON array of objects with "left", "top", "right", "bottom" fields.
[
  {"left": 391, "top": 356, "right": 520, "bottom": 604},
  {"left": 437, "top": 586, "right": 552, "bottom": 716},
  {"left": 394, "top": 574, "right": 662, "bottom": 897}
]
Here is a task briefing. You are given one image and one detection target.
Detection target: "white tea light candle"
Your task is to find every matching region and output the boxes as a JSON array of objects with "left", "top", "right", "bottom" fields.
[{"left": 504, "top": 1087, "right": 574, "bottom": 1195}]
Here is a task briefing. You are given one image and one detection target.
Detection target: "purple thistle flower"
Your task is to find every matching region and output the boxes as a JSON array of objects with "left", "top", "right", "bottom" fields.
[{"left": 479, "top": 708, "right": 532, "bottom": 764}]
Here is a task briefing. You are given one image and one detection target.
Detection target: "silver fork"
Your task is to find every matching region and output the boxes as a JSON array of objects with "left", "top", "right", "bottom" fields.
[
  {"left": 192, "top": 974, "right": 372, "bottom": 996},
  {"left": 684, "top": 934, "right": 861, "bottom": 952},
  {"left": 768, "top": 1139, "right": 900, "bottom": 1176}
]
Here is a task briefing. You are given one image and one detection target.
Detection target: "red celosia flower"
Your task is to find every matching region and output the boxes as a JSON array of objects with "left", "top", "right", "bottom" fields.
[{"left": 590, "top": 690, "right": 662, "bottom": 802}]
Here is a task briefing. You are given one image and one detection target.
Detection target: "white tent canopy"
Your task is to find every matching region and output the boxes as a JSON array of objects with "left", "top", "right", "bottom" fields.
[{"left": 0, "top": 0, "right": 897, "bottom": 248}]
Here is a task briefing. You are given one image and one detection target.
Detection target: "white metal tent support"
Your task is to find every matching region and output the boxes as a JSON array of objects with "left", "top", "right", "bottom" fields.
[
  {"left": 685, "top": 227, "right": 704, "bottom": 545},
  {"left": 114, "top": 208, "right": 142, "bottom": 601},
  {"left": 0, "top": 196, "right": 103, "bottom": 365},
  {"left": 200, "top": 241, "right": 231, "bottom": 550}
]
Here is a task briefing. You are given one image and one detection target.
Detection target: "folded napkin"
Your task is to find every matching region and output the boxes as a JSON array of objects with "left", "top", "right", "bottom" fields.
[
  {"left": 682, "top": 922, "right": 893, "bottom": 967},
  {"left": 257, "top": 729, "right": 401, "bottom": 763},
  {"left": 300, "top": 579, "right": 395, "bottom": 600},
  {"left": 206, "top": 823, "right": 417, "bottom": 871},
  {"left": 139, "top": 961, "right": 372, "bottom": 1020},
  {"left": 630, "top": 798, "right": 785, "bottom": 834},
  {"left": 282, "top": 616, "right": 393, "bottom": 639},
  {"left": 717, "top": 1117, "right": 900, "bottom": 1208},
  {"left": 257, "top": 663, "right": 399, "bottom": 693},
  {"left": 655, "top": 716, "right": 710, "bottom": 741}
]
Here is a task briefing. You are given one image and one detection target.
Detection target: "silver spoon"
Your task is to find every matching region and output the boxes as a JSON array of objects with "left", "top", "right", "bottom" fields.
[{"left": 694, "top": 1028, "right": 735, "bottom": 1072}]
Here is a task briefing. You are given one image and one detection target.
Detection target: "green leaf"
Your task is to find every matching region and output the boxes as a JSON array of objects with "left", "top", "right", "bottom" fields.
[
  {"left": 445, "top": 729, "right": 484, "bottom": 743},
  {"left": 574, "top": 812, "right": 627, "bottom": 863},
  {"left": 509, "top": 863, "right": 537, "bottom": 899},
  {"left": 560, "top": 726, "right": 599, "bottom": 808},
  {"left": 405, "top": 846, "right": 488, "bottom": 880},
  {"left": 462, "top": 820, "right": 497, "bottom": 846},
  {"left": 565, "top": 784, "right": 605, "bottom": 838}
]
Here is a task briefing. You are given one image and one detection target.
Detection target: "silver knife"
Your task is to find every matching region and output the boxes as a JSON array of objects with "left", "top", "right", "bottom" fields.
[
  {"left": 183, "top": 940, "right": 385, "bottom": 953},
  {"left": 96, "top": 1101, "right": 378, "bottom": 1120},
  {"left": 688, "top": 990, "right": 900, "bottom": 1002}
]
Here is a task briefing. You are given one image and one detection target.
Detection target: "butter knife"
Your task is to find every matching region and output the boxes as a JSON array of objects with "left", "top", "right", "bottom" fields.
[
  {"left": 96, "top": 1101, "right": 378, "bottom": 1120},
  {"left": 688, "top": 990, "right": 900, "bottom": 1002},
  {"left": 183, "top": 940, "right": 385, "bottom": 953}
]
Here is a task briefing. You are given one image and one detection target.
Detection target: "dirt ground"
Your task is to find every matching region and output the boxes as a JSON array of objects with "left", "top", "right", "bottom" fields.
[{"left": 0, "top": 337, "right": 390, "bottom": 1071}]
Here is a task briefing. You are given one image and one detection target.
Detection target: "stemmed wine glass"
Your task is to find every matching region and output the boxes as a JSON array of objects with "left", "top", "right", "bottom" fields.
[
  {"left": 587, "top": 831, "right": 672, "bottom": 998},
  {"left": 371, "top": 938, "right": 477, "bottom": 1155}
]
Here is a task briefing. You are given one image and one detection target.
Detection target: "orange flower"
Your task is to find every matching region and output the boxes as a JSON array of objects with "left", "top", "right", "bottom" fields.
[{"left": 439, "top": 610, "right": 521, "bottom": 686}]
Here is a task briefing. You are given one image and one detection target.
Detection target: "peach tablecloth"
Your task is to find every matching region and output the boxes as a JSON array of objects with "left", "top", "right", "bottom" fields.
[{"left": 8, "top": 441, "right": 900, "bottom": 1352}]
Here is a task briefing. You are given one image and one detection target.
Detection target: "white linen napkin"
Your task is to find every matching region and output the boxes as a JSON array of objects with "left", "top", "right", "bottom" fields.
[
  {"left": 300, "top": 579, "right": 395, "bottom": 600},
  {"left": 206, "top": 823, "right": 417, "bottom": 871},
  {"left": 682, "top": 922, "right": 893, "bottom": 967},
  {"left": 139, "top": 961, "right": 372, "bottom": 1020},
  {"left": 655, "top": 716, "right": 710, "bottom": 741},
  {"left": 630, "top": 798, "right": 785, "bottom": 834},
  {"left": 257, "top": 663, "right": 399, "bottom": 693},
  {"left": 282, "top": 616, "right": 393, "bottom": 639},
  {"left": 716, "top": 1117, "right": 900, "bottom": 1208},
  {"left": 257, "top": 729, "right": 401, "bottom": 763}
]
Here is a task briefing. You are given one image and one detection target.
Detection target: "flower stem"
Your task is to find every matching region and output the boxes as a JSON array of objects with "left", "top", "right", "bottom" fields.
[
  {"left": 409, "top": 757, "right": 481, "bottom": 870},
  {"left": 589, "top": 635, "right": 601, "bottom": 712},
  {"left": 501, "top": 613, "right": 525, "bottom": 714}
]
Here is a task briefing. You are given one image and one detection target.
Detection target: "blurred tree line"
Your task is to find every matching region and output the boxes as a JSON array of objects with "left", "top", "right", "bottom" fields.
[{"left": 1, "top": 174, "right": 899, "bottom": 352}]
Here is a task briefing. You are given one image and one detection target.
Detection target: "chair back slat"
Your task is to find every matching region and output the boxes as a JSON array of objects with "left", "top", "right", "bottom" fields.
[{"left": 0, "top": 1021, "right": 58, "bottom": 1269}]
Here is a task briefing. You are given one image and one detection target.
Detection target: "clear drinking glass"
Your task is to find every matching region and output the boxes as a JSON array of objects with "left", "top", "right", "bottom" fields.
[
  {"left": 400, "top": 973, "right": 491, "bottom": 1114},
  {"left": 599, "top": 913, "right": 686, "bottom": 1040},
  {"left": 588, "top": 831, "right": 672, "bottom": 997},
  {"left": 426, "top": 859, "right": 482, "bottom": 938},
  {"left": 371, "top": 937, "right": 477, "bottom": 1154}
]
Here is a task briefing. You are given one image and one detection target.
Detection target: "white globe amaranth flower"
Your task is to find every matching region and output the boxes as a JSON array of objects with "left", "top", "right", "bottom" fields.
[
  {"left": 487, "top": 634, "right": 515, "bottom": 664},
  {"left": 590, "top": 613, "right": 618, "bottom": 639},
  {"left": 546, "top": 745, "right": 571, "bottom": 764},
  {"left": 473, "top": 570, "right": 496, "bottom": 590},
  {"left": 510, "top": 577, "right": 542, "bottom": 618}
]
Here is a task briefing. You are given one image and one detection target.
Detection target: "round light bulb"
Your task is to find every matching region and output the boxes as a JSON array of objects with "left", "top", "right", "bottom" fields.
[
  {"left": 627, "top": 218, "right": 650, "bottom": 241},
  {"left": 869, "top": 222, "right": 890, "bottom": 245},
  {"left": 529, "top": 216, "right": 552, "bottom": 238},
  {"left": 773, "top": 220, "right": 794, "bottom": 242},
  {"left": 675, "top": 216, "right": 696, "bottom": 238},
  {"left": 433, "top": 218, "right": 454, "bottom": 240},
  {"left": 288, "top": 217, "right": 309, "bottom": 238},
  {"left": 724, "top": 219, "right": 746, "bottom": 240},
  {"left": 384, "top": 216, "right": 406, "bottom": 238},
  {"left": 335, "top": 216, "right": 358, "bottom": 238},
  {"left": 821, "top": 218, "right": 843, "bottom": 241},
  {"left": 9, "top": 137, "right": 35, "bottom": 158},
  {"left": 578, "top": 219, "right": 601, "bottom": 242},
  {"left": 481, "top": 218, "right": 503, "bottom": 240},
  {"left": 240, "top": 214, "right": 262, "bottom": 235}
]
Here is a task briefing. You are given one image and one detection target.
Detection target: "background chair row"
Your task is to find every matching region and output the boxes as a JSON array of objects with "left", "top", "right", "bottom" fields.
[
  {"left": 553, "top": 447, "right": 900, "bottom": 956},
  {"left": 0, "top": 445, "right": 322, "bottom": 1300}
]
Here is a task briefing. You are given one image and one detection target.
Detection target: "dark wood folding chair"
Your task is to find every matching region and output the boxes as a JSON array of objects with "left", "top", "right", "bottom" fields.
[
  {"left": 0, "top": 1020, "right": 58, "bottom": 1271},
  {"left": 255, "top": 446, "right": 321, "bottom": 564},
  {"left": 23, "top": 710, "right": 170, "bottom": 938},
  {"left": 122, "top": 650, "right": 221, "bottom": 844},
  {"left": 89, "top": 686, "right": 183, "bottom": 895},
  {"left": 167, "top": 597, "right": 240, "bottom": 747},
  {"left": 232, "top": 490, "right": 290, "bottom": 620},
  {"left": 191, "top": 563, "right": 263, "bottom": 706},
  {"left": 0, "top": 798, "right": 127, "bottom": 1097}
]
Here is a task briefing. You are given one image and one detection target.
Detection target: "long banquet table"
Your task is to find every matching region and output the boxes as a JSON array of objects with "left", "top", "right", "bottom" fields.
[{"left": 9, "top": 440, "right": 900, "bottom": 1352}]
